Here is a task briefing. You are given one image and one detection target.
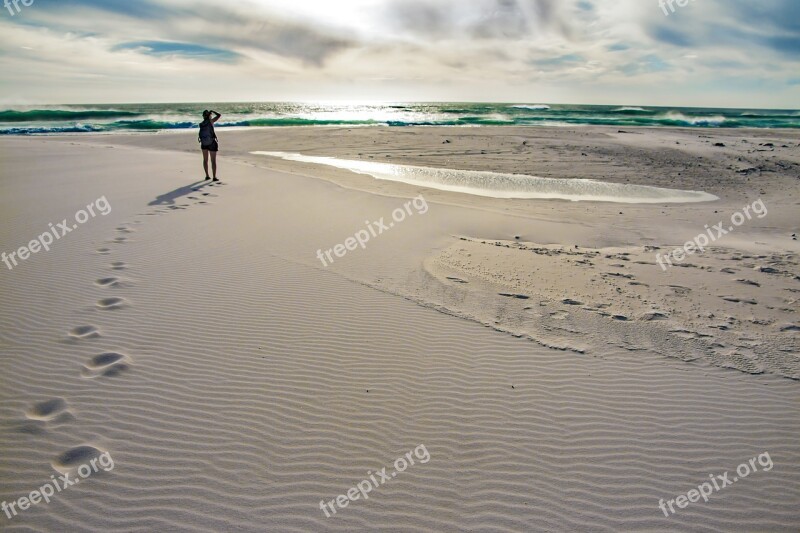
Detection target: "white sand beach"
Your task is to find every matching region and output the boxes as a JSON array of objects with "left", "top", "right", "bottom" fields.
[{"left": 1, "top": 126, "right": 799, "bottom": 531}]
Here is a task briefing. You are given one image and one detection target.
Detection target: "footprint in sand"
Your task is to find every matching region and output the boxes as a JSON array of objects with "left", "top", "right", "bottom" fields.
[
  {"left": 116, "top": 227, "right": 135, "bottom": 234},
  {"left": 640, "top": 311, "right": 670, "bottom": 321},
  {"left": 69, "top": 325, "right": 101, "bottom": 340},
  {"left": 96, "top": 248, "right": 112, "bottom": 255},
  {"left": 111, "top": 236, "right": 129, "bottom": 244},
  {"left": 82, "top": 352, "right": 131, "bottom": 378},
  {"left": 95, "top": 277, "right": 120, "bottom": 288},
  {"left": 562, "top": 298, "right": 584, "bottom": 305},
  {"left": 110, "top": 262, "right": 128, "bottom": 271},
  {"left": 667, "top": 285, "right": 692, "bottom": 296},
  {"left": 549, "top": 310, "right": 570, "bottom": 320},
  {"left": 52, "top": 445, "right": 109, "bottom": 475},
  {"left": 446, "top": 277, "right": 469, "bottom": 284},
  {"left": 96, "top": 297, "right": 127, "bottom": 310},
  {"left": 25, "top": 398, "right": 75, "bottom": 426}
]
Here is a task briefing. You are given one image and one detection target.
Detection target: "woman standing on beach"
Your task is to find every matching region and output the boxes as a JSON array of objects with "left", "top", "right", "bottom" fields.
[{"left": 199, "top": 110, "right": 221, "bottom": 181}]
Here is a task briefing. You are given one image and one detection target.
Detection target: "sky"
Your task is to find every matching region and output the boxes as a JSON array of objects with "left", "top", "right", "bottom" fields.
[{"left": 0, "top": 0, "right": 798, "bottom": 108}]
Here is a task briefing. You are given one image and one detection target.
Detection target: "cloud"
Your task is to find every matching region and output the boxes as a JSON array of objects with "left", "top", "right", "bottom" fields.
[
  {"left": 530, "top": 53, "right": 584, "bottom": 68},
  {"left": 0, "top": 0, "right": 797, "bottom": 106},
  {"left": 383, "top": 0, "right": 568, "bottom": 41},
  {"left": 34, "top": 0, "right": 172, "bottom": 19},
  {"left": 198, "top": 7, "right": 354, "bottom": 66},
  {"left": 13, "top": 0, "right": 357, "bottom": 66},
  {"left": 646, "top": 0, "right": 800, "bottom": 59}
]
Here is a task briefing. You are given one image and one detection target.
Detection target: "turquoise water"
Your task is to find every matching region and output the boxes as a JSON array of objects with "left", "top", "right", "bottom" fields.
[{"left": 1, "top": 102, "right": 798, "bottom": 135}]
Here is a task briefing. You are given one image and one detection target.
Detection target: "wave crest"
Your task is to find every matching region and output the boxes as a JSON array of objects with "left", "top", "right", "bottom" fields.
[
  {"left": 0, "top": 109, "right": 142, "bottom": 122},
  {"left": 511, "top": 104, "right": 551, "bottom": 111}
]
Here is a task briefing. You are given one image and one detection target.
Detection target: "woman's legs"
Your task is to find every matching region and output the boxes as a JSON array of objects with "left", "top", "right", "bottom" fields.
[
  {"left": 202, "top": 149, "right": 210, "bottom": 179},
  {"left": 210, "top": 150, "right": 218, "bottom": 180}
]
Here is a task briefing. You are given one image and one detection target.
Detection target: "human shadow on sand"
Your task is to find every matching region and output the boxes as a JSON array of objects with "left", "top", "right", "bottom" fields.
[{"left": 149, "top": 181, "right": 210, "bottom": 206}]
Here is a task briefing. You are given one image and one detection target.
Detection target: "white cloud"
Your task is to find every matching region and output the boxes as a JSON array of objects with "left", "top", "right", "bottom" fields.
[{"left": 0, "top": 0, "right": 797, "bottom": 106}]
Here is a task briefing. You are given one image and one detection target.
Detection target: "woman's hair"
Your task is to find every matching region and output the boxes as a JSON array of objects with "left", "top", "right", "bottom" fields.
[{"left": 202, "top": 110, "right": 211, "bottom": 120}]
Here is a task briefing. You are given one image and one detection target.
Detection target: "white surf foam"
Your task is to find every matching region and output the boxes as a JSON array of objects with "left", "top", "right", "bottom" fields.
[
  {"left": 252, "top": 152, "right": 719, "bottom": 204},
  {"left": 511, "top": 104, "right": 551, "bottom": 110}
]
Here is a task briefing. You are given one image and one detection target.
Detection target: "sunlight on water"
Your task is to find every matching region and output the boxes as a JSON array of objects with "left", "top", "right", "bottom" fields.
[{"left": 252, "top": 151, "right": 719, "bottom": 204}]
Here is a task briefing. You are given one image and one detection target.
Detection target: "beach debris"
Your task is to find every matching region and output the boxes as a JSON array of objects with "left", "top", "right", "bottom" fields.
[
  {"left": 499, "top": 293, "right": 530, "bottom": 300},
  {"left": 736, "top": 167, "right": 759, "bottom": 174},
  {"left": 713, "top": 143, "right": 726, "bottom": 147}
]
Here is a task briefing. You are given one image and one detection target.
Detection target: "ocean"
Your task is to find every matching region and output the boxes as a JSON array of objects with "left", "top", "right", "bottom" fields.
[{"left": 1, "top": 102, "right": 798, "bottom": 135}]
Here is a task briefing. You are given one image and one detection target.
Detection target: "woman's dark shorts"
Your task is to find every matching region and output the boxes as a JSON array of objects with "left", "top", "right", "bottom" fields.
[{"left": 201, "top": 141, "right": 219, "bottom": 152}]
